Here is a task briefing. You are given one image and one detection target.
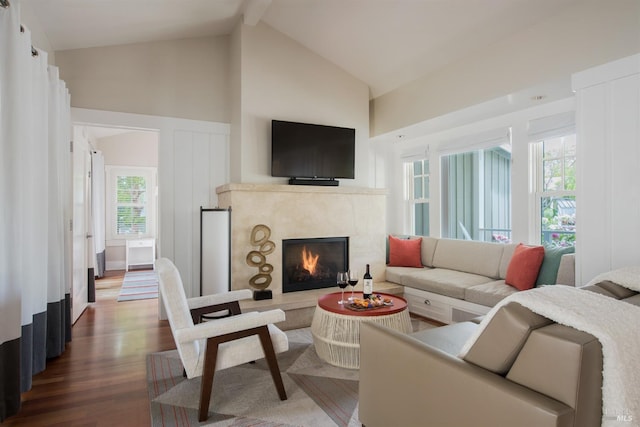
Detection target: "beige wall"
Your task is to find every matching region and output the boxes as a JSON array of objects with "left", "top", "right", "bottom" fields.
[
  {"left": 234, "top": 22, "right": 371, "bottom": 186},
  {"left": 371, "top": 0, "right": 640, "bottom": 136},
  {"left": 56, "top": 23, "right": 370, "bottom": 186},
  {"left": 95, "top": 130, "right": 158, "bottom": 168},
  {"left": 56, "top": 36, "right": 230, "bottom": 123}
]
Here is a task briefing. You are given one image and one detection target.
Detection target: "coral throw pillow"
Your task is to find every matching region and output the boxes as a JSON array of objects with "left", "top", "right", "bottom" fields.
[
  {"left": 506, "top": 243, "right": 545, "bottom": 291},
  {"left": 388, "top": 235, "right": 423, "bottom": 268}
]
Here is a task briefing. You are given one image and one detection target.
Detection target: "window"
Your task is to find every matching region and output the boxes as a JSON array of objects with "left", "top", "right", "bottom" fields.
[
  {"left": 441, "top": 146, "right": 511, "bottom": 242},
  {"left": 116, "top": 175, "right": 147, "bottom": 235},
  {"left": 405, "top": 159, "right": 430, "bottom": 235},
  {"left": 106, "top": 166, "right": 156, "bottom": 241},
  {"left": 531, "top": 134, "right": 576, "bottom": 247}
]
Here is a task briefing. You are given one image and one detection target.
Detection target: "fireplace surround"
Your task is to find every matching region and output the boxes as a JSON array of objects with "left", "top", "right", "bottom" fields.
[
  {"left": 282, "top": 237, "right": 348, "bottom": 293},
  {"left": 216, "top": 183, "right": 387, "bottom": 296}
]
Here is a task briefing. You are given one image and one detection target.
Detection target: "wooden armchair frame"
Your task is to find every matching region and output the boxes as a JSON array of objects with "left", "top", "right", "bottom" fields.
[{"left": 156, "top": 258, "right": 288, "bottom": 422}]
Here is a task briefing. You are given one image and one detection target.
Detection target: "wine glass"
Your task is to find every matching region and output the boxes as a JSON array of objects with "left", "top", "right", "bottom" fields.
[
  {"left": 337, "top": 272, "right": 348, "bottom": 305},
  {"left": 347, "top": 269, "right": 358, "bottom": 301}
]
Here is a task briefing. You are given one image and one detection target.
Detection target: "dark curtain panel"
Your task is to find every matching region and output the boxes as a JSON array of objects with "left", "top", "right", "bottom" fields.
[{"left": 0, "top": 338, "right": 21, "bottom": 421}]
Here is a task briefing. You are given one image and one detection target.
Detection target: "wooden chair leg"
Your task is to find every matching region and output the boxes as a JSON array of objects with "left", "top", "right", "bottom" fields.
[
  {"left": 199, "top": 339, "right": 220, "bottom": 422},
  {"left": 257, "top": 326, "right": 287, "bottom": 401}
]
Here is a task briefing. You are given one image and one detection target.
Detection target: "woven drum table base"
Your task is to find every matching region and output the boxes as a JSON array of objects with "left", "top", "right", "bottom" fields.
[{"left": 311, "top": 292, "right": 412, "bottom": 369}]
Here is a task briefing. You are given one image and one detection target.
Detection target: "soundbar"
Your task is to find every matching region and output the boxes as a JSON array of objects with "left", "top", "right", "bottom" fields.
[{"left": 288, "top": 178, "right": 339, "bottom": 186}]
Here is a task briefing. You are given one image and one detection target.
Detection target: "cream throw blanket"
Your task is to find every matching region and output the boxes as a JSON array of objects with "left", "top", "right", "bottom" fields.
[
  {"left": 459, "top": 285, "right": 640, "bottom": 426},
  {"left": 585, "top": 266, "right": 640, "bottom": 292}
]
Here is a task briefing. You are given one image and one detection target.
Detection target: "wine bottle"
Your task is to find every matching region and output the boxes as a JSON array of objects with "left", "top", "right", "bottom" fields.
[{"left": 363, "top": 264, "right": 373, "bottom": 299}]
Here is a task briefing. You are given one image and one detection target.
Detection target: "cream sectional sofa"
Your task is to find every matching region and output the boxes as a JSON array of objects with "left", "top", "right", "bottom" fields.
[{"left": 385, "top": 236, "right": 575, "bottom": 323}]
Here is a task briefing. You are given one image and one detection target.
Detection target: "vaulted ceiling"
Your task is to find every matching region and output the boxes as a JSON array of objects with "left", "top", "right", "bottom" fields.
[{"left": 23, "top": 0, "right": 578, "bottom": 98}]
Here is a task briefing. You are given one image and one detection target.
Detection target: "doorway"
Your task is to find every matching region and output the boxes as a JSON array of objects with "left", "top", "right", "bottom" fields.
[
  {"left": 72, "top": 123, "right": 159, "bottom": 320},
  {"left": 71, "top": 107, "right": 231, "bottom": 318}
]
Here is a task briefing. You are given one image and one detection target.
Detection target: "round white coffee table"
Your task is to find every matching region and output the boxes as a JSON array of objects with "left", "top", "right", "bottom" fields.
[{"left": 311, "top": 291, "right": 412, "bottom": 369}]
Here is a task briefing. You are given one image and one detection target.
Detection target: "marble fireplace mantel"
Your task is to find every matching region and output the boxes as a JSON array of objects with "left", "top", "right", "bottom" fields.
[{"left": 216, "top": 183, "right": 387, "bottom": 296}]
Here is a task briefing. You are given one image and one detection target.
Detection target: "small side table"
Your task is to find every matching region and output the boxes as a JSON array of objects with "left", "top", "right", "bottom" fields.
[
  {"left": 311, "top": 292, "right": 412, "bottom": 369},
  {"left": 125, "top": 238, "right": 156, "bottom": 271}
]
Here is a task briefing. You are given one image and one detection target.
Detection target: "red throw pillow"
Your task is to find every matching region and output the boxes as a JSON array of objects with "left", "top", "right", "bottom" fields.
[
  {"left": 388, "top": 235, "right": 423, "bottom": 268},
  {"left": 505, "top": 243, "right": 545, "bottom": 291}
]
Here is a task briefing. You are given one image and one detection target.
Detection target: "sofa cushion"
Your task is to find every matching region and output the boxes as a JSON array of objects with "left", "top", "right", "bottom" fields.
[
  {"left": 402, "top": 268, "right": 493, "bottom": 299},
  {"left": 624, "top": 294, "right": 640, "bottom": 306},
  {"left": 590, "top": 280, "right": 638, "bottom": 299},
  {"left": 465, "top": 280, "right": 519, "bottom": 306},
  {"left": 420, "top": 237, "right": 439, "bottom": 267},
  {"left": 506, "top": 324, "right": 602, "bottom": 425},
  {"left": 505, "top": 244, "right": 545, "bottom": 291},
  {"left": 580, "top": 284, "right": 618, "bottom": 298},
  {"left": 535, "top": 246, "right": 575, "bottom": 287},
  {"left": 432, "top": 238, "right": 505, "bottom": 278},
  {"left": 463, "top": 302, "right": 552, "bottom": 375},
  {"left": 498, "top": 243, "right": 518, "bottom": 279},
  {"left": 385, "top": 265, "right": 429, "bottom": 284},
  {"left": 388, "top": 235, "right": 423, "bottom": 267},
  {"left": 410, "top": 321, "right": 477, "bottom": 356}
]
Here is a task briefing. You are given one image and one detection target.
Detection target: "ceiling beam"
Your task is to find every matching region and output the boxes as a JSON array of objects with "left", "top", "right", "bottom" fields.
[{"left": 242, "top": 0, "right": 272, "bottom": 26}]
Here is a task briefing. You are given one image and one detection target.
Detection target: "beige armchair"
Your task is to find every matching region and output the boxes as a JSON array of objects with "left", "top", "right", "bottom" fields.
[{"left": 156, "top": 258, "right": 289, "bottom": 422}]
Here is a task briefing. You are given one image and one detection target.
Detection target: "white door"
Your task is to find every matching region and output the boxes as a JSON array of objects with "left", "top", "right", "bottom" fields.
[{"left": 72, "top": 131, "right": 91, "bottom": 322}]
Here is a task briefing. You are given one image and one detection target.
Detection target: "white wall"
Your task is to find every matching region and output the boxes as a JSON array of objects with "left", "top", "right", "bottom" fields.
[
  {"left": 56, "top": 36, "right": 230, "bottom": 123},
  {"left": 371, "top": 0, "right": 640, "bottom": 136},
  {"left": 233, "top": 22, "right": 371, "bottom": 186},
  {"left": 573, "top": 54, "right": 640, "bottom": 285}
]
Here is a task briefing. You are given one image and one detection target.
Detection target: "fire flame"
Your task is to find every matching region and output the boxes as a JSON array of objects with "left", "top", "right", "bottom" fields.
[{"left": 301, "top": 246, "right": 319, "bottom": 276}]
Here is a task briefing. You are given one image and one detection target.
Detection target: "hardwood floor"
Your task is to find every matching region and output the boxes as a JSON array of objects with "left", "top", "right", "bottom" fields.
[{"left": 3, "top": 270, "right": 174, "bottom": 426}]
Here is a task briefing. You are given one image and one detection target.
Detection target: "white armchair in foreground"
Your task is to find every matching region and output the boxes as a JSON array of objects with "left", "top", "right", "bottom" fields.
[{"left": 155, "top": 258, "right": 289, "bottom": 422}]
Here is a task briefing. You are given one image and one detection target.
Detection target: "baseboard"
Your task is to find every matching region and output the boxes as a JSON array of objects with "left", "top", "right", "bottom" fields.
[{"left": 105, "top": 261, "right": 126, "bottom": 271}]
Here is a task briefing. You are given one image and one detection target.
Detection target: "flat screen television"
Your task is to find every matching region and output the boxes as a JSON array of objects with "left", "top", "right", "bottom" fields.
[{"left": 271, "top": 120, "right": 355, "bottom": 182}]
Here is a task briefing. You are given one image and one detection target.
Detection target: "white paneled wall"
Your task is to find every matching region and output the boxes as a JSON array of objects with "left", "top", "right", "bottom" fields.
[
  {"left": 168, "top": 130, "right": 229, "bottom": 298},
  {"left": 572, "top": 54, "right": 640, "bottom": 285},
  {"left": 72, "top": 108, "right": 230, "bottom": 300}
]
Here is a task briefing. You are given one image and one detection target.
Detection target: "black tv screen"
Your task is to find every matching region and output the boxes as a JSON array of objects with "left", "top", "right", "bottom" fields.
[{"left": 271, "top": 120, "right": 355, "bottom": 179}]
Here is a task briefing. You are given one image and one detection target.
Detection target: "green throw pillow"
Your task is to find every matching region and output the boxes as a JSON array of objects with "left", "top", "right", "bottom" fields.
[{"left": 535, "top": 246, "right": 575, "bottom": 286}]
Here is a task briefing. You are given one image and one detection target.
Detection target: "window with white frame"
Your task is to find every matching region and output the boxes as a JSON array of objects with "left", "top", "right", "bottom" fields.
[
  {"left": 405, "top": 159, "right": 430, "bottom": 236},
  {"left": 531, "top": 134, "right": 576, "bottom": 247},
  {"left": 106, "top": 166, "right": 156, "bottom": 241},
  {"left": 440, "top": 146, "right": 512, "bottom": 242}
]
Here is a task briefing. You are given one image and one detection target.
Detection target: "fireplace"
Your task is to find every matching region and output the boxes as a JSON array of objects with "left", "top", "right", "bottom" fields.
[{"left": 282, "top": 237, "right": 349, "bottom": 293}]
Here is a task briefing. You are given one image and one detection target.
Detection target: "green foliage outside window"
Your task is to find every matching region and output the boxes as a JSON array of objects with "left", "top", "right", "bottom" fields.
[
  {"left": 541, "top": 135, "right": 576, "bottom": 248},
  {"left": 117, "top": 176, "right": 147, "bottom": 235}
]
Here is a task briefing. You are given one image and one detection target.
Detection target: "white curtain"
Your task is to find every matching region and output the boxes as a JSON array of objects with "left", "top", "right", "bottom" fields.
[
  {"left": 0, "top": 0, "right": 72, "bottom": 420},
  {"left": 91, "top": 150, "right": 106, "bottom": 278}
]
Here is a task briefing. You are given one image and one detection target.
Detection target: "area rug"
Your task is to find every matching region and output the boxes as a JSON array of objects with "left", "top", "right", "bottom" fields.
[
  {"left": 117, "top": 270, "right": 159, "bottom": 302},
  {"left": 147, "top": 327, "right": 360, "bottom": 426},
  {"left": 148, "top": 321, "right": 435, "bottom": 426}
]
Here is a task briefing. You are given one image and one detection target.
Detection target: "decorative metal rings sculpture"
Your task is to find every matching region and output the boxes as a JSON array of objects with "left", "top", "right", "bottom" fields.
[{"left": 246, "top": 224, "right": 275, "bottom": 290}]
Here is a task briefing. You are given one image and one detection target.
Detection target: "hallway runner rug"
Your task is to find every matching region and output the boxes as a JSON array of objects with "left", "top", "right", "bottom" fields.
[{"left": 118, "top": 270, "right": 159, "bottom": 302}]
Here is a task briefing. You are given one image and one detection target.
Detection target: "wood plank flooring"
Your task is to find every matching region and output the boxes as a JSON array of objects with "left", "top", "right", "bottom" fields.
[{"left": 3, "top": 270, "right": 175, "bottom": 426}]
